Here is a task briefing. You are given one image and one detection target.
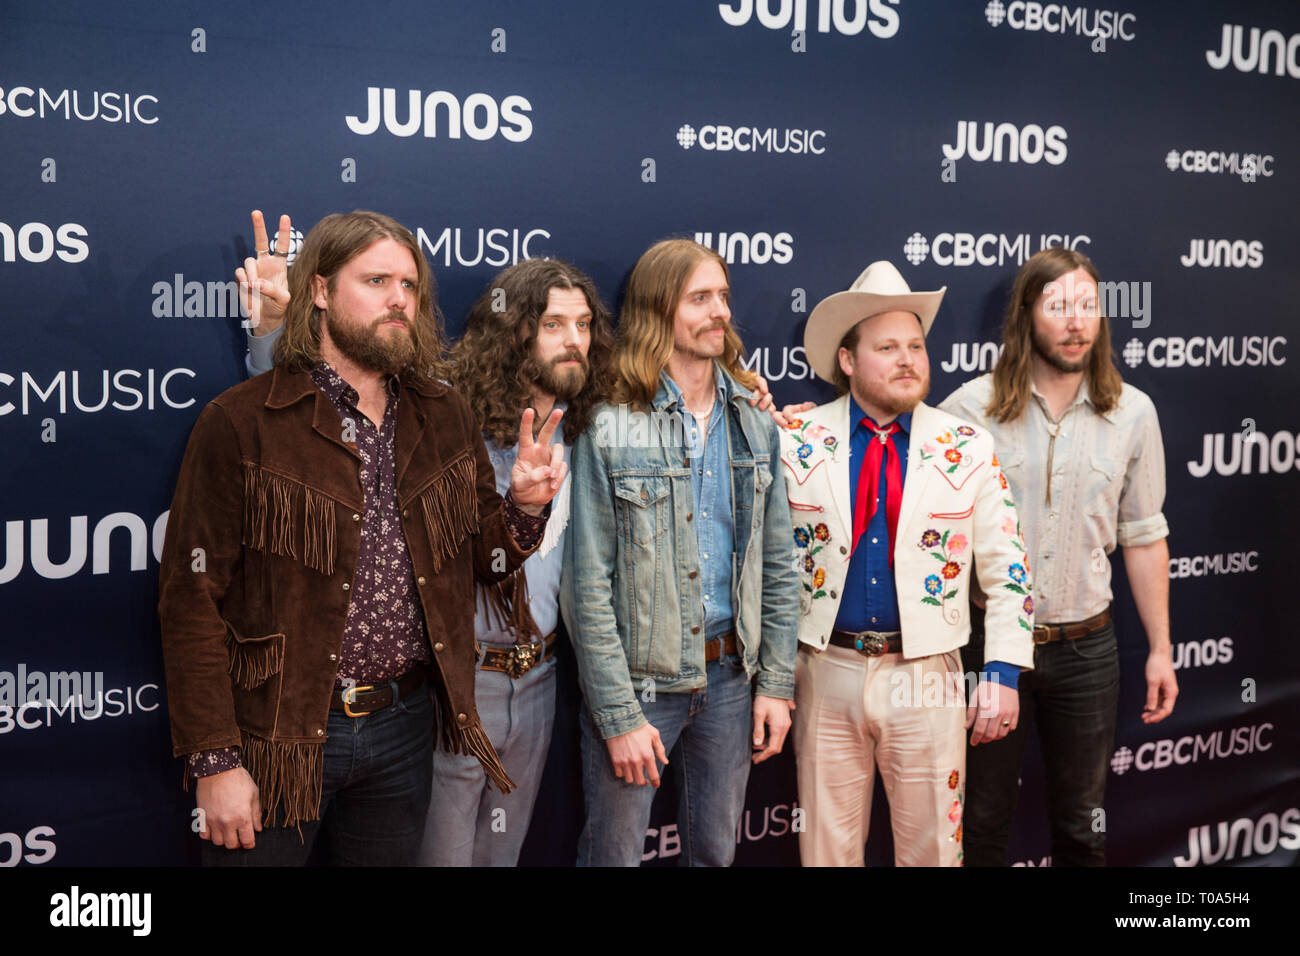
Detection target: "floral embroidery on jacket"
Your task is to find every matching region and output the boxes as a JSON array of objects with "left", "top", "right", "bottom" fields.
[
  {"left": 793, "top": 520, "right": 830, "bottom": 600},
  {"left": 919, "top": 425, "right": 979, "bottom": 476},
  {"left": 919, "top": 528, "right": 966, "bottom": 623},
  {"left": 784, "top": 417, "right": 839, "bottom": 462}
]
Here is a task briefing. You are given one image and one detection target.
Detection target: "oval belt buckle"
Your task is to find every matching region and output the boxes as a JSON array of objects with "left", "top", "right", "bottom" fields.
[{"left": 854, "top": 632, "right": 888, "bottom": 657}]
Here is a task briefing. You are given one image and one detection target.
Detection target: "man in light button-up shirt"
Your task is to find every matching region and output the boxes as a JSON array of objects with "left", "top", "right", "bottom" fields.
[{"left": 941, "top": 246, "right": 1178, "bottom": 866}]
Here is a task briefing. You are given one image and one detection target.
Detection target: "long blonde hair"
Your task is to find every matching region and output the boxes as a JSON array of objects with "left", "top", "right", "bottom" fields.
[
  {"left": 610, "top": 238, "right": 757, "bottom": 409},
  {"left": 987, "top": 246, "right": 1123, "bottom": 422},
  {"left": 274, "top": 210, "right": 450, "bottom": 386}
]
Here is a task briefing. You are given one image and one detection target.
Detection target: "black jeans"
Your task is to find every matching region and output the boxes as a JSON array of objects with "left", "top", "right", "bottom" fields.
[
  {"left": 960, "top": 608, "right": 1120, "bottom": 867},
  {"left": 200, "top": 679, "right": 434, "bottom": 867}
]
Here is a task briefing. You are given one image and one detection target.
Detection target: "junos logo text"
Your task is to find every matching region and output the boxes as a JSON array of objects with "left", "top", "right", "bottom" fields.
[
  {"left": 1180, "top": 239, "right": 1263, "bottom": 268},
  {"left": 1174, "top": 807, "right": 1300, "bottom": 866},
  {"left": 346, "top": 87, "right": 533, "bottom": 142},
  {"left": 0, "top": 826, "right": 56, "bottom": 867},
  {"left": 1, "top": 222, "right": 88, "bottom": 263},
  {"left": 694, "top": 231, "right": 793, "bottom": 265},
  {"left": 1170, "top": 637, "right": 1233, "bottom": 671},
  {"left": 1188, "top": 430, "right": 1300, "bottom": 478},
  {"left": 718, "top": 0, "right": 900, "bottom": 38},
  {"left": 1206, "top": 24, "right": 1300, "bottom": 78},
  {"left": 0, "top": 510, "right": 169, "bottom": 584},
  {"left": 942, "top": 121, "right": 1068, "bottom": 165},
  {"left": 940, "top": 342, "right": 1004, "bottom": 374}
]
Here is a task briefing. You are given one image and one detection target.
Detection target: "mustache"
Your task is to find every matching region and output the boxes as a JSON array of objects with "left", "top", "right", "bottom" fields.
[
  {"left": 552, "top": 349, "right": 588, "bottom": 370},
  {"left": 373, "top": 310, "right": 410, "bottom": 329},
  {"left": 700, "top": 321, "right": 728, "bottom": 334}
]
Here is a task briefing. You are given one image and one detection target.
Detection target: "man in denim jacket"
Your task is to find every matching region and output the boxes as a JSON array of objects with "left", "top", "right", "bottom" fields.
[{"left": 561, "top": 238, "right": 799, "bottom": 866}]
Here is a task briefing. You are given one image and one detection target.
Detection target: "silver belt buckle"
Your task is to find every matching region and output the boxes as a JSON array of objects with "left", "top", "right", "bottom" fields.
[{"left": 853, "top": 631, "right": 890, "bottom": 657}]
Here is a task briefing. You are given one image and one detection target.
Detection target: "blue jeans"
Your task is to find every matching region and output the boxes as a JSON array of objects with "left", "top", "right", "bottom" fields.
[
  {"left": 960, "top": 612, "right": 1120, "bottom": 867},
  {"left": 200, "top": 679, "right": 433, "bottom": 867},
  {"left": 578, "top": 652, "right": 753, "bottom": 867},
  {"left": 420, "top": 655, "right": 556, "bottom": 866}
]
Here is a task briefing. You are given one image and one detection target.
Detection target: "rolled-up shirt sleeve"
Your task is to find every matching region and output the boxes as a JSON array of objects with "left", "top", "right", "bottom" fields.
[{"left": 1117, "top": 398, "right": 1169, "bottom": 548}]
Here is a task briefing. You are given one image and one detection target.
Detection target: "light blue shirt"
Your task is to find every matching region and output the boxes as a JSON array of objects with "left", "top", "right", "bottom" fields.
[{"left": 665, "top": 367, "right": 735, "bottom": 642}]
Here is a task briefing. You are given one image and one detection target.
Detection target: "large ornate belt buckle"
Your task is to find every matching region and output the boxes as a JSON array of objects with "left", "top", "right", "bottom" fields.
[
  {"left": 506, "top": 641, "right": 541, "bottom": 679},
  {"left": 853, "top": 632, "right": 889, "bottom": 657},
  {"left": 342, "top": 683, "right": 376, "bottom": 717}
]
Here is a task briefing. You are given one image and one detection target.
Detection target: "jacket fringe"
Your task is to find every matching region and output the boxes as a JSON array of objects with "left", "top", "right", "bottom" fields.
[
  {"left": 222, "top": 626, "right": 284, "bottom": 691},
  {"left": 418, "top": 454, "right": 479, "bottom": 573},
  {"left": 433, "top": 692, "right": 515, "bottom": 795},
  {"left": 240, "top": 732, "right": 325, "bottom": 829},
  {"left": 478, "top": 567, "right": 542, "bottom": 644},
  {"left": 242, "top": 462, "right": 337, "bottom": 575}
]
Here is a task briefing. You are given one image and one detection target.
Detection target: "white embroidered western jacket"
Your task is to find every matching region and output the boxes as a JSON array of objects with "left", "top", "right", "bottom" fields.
[{"left": 778, "top": 396, "right": 1035, "bottom": 670}]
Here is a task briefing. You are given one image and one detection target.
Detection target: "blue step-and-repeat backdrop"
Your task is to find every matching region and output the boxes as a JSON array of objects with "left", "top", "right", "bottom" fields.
[{"left": 1, "top": 0, "right": 1296, "bottom": 867}]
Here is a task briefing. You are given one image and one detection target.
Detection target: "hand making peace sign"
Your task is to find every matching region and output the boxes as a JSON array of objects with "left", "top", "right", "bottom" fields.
[
  {"left": 236, "top": 209, "right": 293, "bottom": 335},
  {"left": 509, "top": 407, "right": 567, "bottom": 512}
]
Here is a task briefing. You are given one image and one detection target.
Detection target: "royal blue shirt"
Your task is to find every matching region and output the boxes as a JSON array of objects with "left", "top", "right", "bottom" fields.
[{"left": 835, "top": 399, "right": 909, "bottom": 634}]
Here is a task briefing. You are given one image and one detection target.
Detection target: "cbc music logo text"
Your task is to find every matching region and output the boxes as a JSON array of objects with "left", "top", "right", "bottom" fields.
[
  {"left": 694, "top": 231, "right": 793, "bottom": 265},
  {"left": 941, "top": 120, "right": 1067, "bottom": 165},
  {"left": 1206, "top": 24, "right": 1300, "bottom": 78},
  {"left": 0, "top": 683, "right": 160, "bottom": 735},
  {"left": 983, "top": 2, "right": 1135, "bottom": 42},
  {"left": 0, "top": 86, "right": 158, "bottom": 123},
  {"left": 0, "top": 510, "right": 169, "bottom": 584},
  {"left": 1173, "top": 807, "right": 1300, "bottom": 867},
  {"left": 345, "top": 87, "right": 533, "bottom": 142},
  {"left": 1169, "top": 551, "right": 1258, "bottom": 580},
  {"left": 0, "top": 369, "right": 196, "bottom": 416},
  {"left": 1165, "top": 149, "right": 1274, "bottom": 178},
  {"left": 1, "top": 222, "right": 89, "bottom": 264},
  {"left": 642, "top": 802, "right": 802, "bottom": 860},
  {"left": 1121, "top": 335, "right": 1284, "bottom": 370},
  {"left": 1109, "top": 722, "right": 1272, "bottom": 776},
  {"left": 717, "top": 0, "right": 900, "bottom": 38},
  {"left": 903, "top": 232, "right": 1088, "bottom": 268},
  {"left": 1180, "top": 238, "right": 1263, "bottom": 269},
  {"left": 1188, "top": 429, "right": 1300, "bottom": 479},
  {"left": 676, "top": 124, "right": 825, "bottom": 155}
]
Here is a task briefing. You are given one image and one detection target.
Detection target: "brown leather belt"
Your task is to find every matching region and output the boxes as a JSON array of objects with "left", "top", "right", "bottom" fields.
[
  {"left": 705, "top": 631, "right": 738, "bottom": 663},
  {"left": 330, "top": 667, "right": 427, "bottom": 717},
  {"left": 1032, "top": 607, "right": 1111, "bottom": 645},
  {"left": 831, "top": 628, "right": 903, "bottom": 657},
  {"left": 481, "top": 632, "right": 558, "bottom": 678}
]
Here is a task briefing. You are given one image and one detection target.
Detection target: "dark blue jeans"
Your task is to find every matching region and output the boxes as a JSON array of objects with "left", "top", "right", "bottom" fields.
[
  {"left": 200, "top": 679, "right": 433, "bottom": 867},
  {"left": 960, "top": 611, "right": 1120, "bottom": 867}
]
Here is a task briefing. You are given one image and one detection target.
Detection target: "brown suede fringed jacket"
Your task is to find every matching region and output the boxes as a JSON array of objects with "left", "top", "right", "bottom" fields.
[{"left": 157, "top": 365, "right": 534, "bottom": 827}]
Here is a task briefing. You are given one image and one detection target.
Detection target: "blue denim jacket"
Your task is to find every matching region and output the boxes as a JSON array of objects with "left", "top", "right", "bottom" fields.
[{"left": 560, "top": 365, "right": 799, "bottom": 739}]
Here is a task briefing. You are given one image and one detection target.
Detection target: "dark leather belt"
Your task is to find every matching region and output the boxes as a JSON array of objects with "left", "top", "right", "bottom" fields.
[
  {"left": 705, "top": 631, "right": 738, "bottom": 663},
  {"left": 330, "top": 667, "right": 427, "bottom": 717},
  {"left": 481, "top": 632, "right": 558, "bottom": 678},
  {"left": 831, "top": 628, "right": 902, "bottom": 657},
  {"left": 1033, "top": 607, "right": 1111, "bottom": 645}
]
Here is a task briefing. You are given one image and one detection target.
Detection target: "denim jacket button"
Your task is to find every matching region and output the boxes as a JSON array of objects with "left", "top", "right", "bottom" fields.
[
  {"left": 640, "top": 488, "right": 648, "bottom": 501},
  {"left": 691, "top": 625, "right": 700, "bottom": 634},
  {"left": 688, "top": 570, "right": 698, "bottom": 579},
  {"left": 687, "top": 512, "right": 694, "bottom": 521}
]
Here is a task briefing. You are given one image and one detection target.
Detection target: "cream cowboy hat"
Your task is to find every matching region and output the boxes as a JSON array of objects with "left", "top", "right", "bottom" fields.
[{"left": 803, "top": 261, "right": 946, "bottom": 382}]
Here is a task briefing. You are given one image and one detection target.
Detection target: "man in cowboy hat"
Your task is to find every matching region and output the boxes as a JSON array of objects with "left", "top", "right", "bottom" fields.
[{"left": 779, "top": 260, "right": 1035, "bottom": 866}]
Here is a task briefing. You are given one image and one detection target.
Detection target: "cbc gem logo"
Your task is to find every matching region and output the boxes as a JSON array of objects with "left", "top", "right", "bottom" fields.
[
  {"left": 1122, "top": 338, "right": 1145, "bottom": 368},
  {"left": 903, "top": 232, "right": 929, "bottom": 265},
  {"left": 268, "top": 228, "right": 304, "bottom": 266},
  {"left": 677, "top": 124, "right": 697, "bottom": 149},
  {"left": 1110, "top": 746, "right": 1134, "bottom": 774},
  {"left": 985, "top": 1, "right": 1006, "bottom": 26}
]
